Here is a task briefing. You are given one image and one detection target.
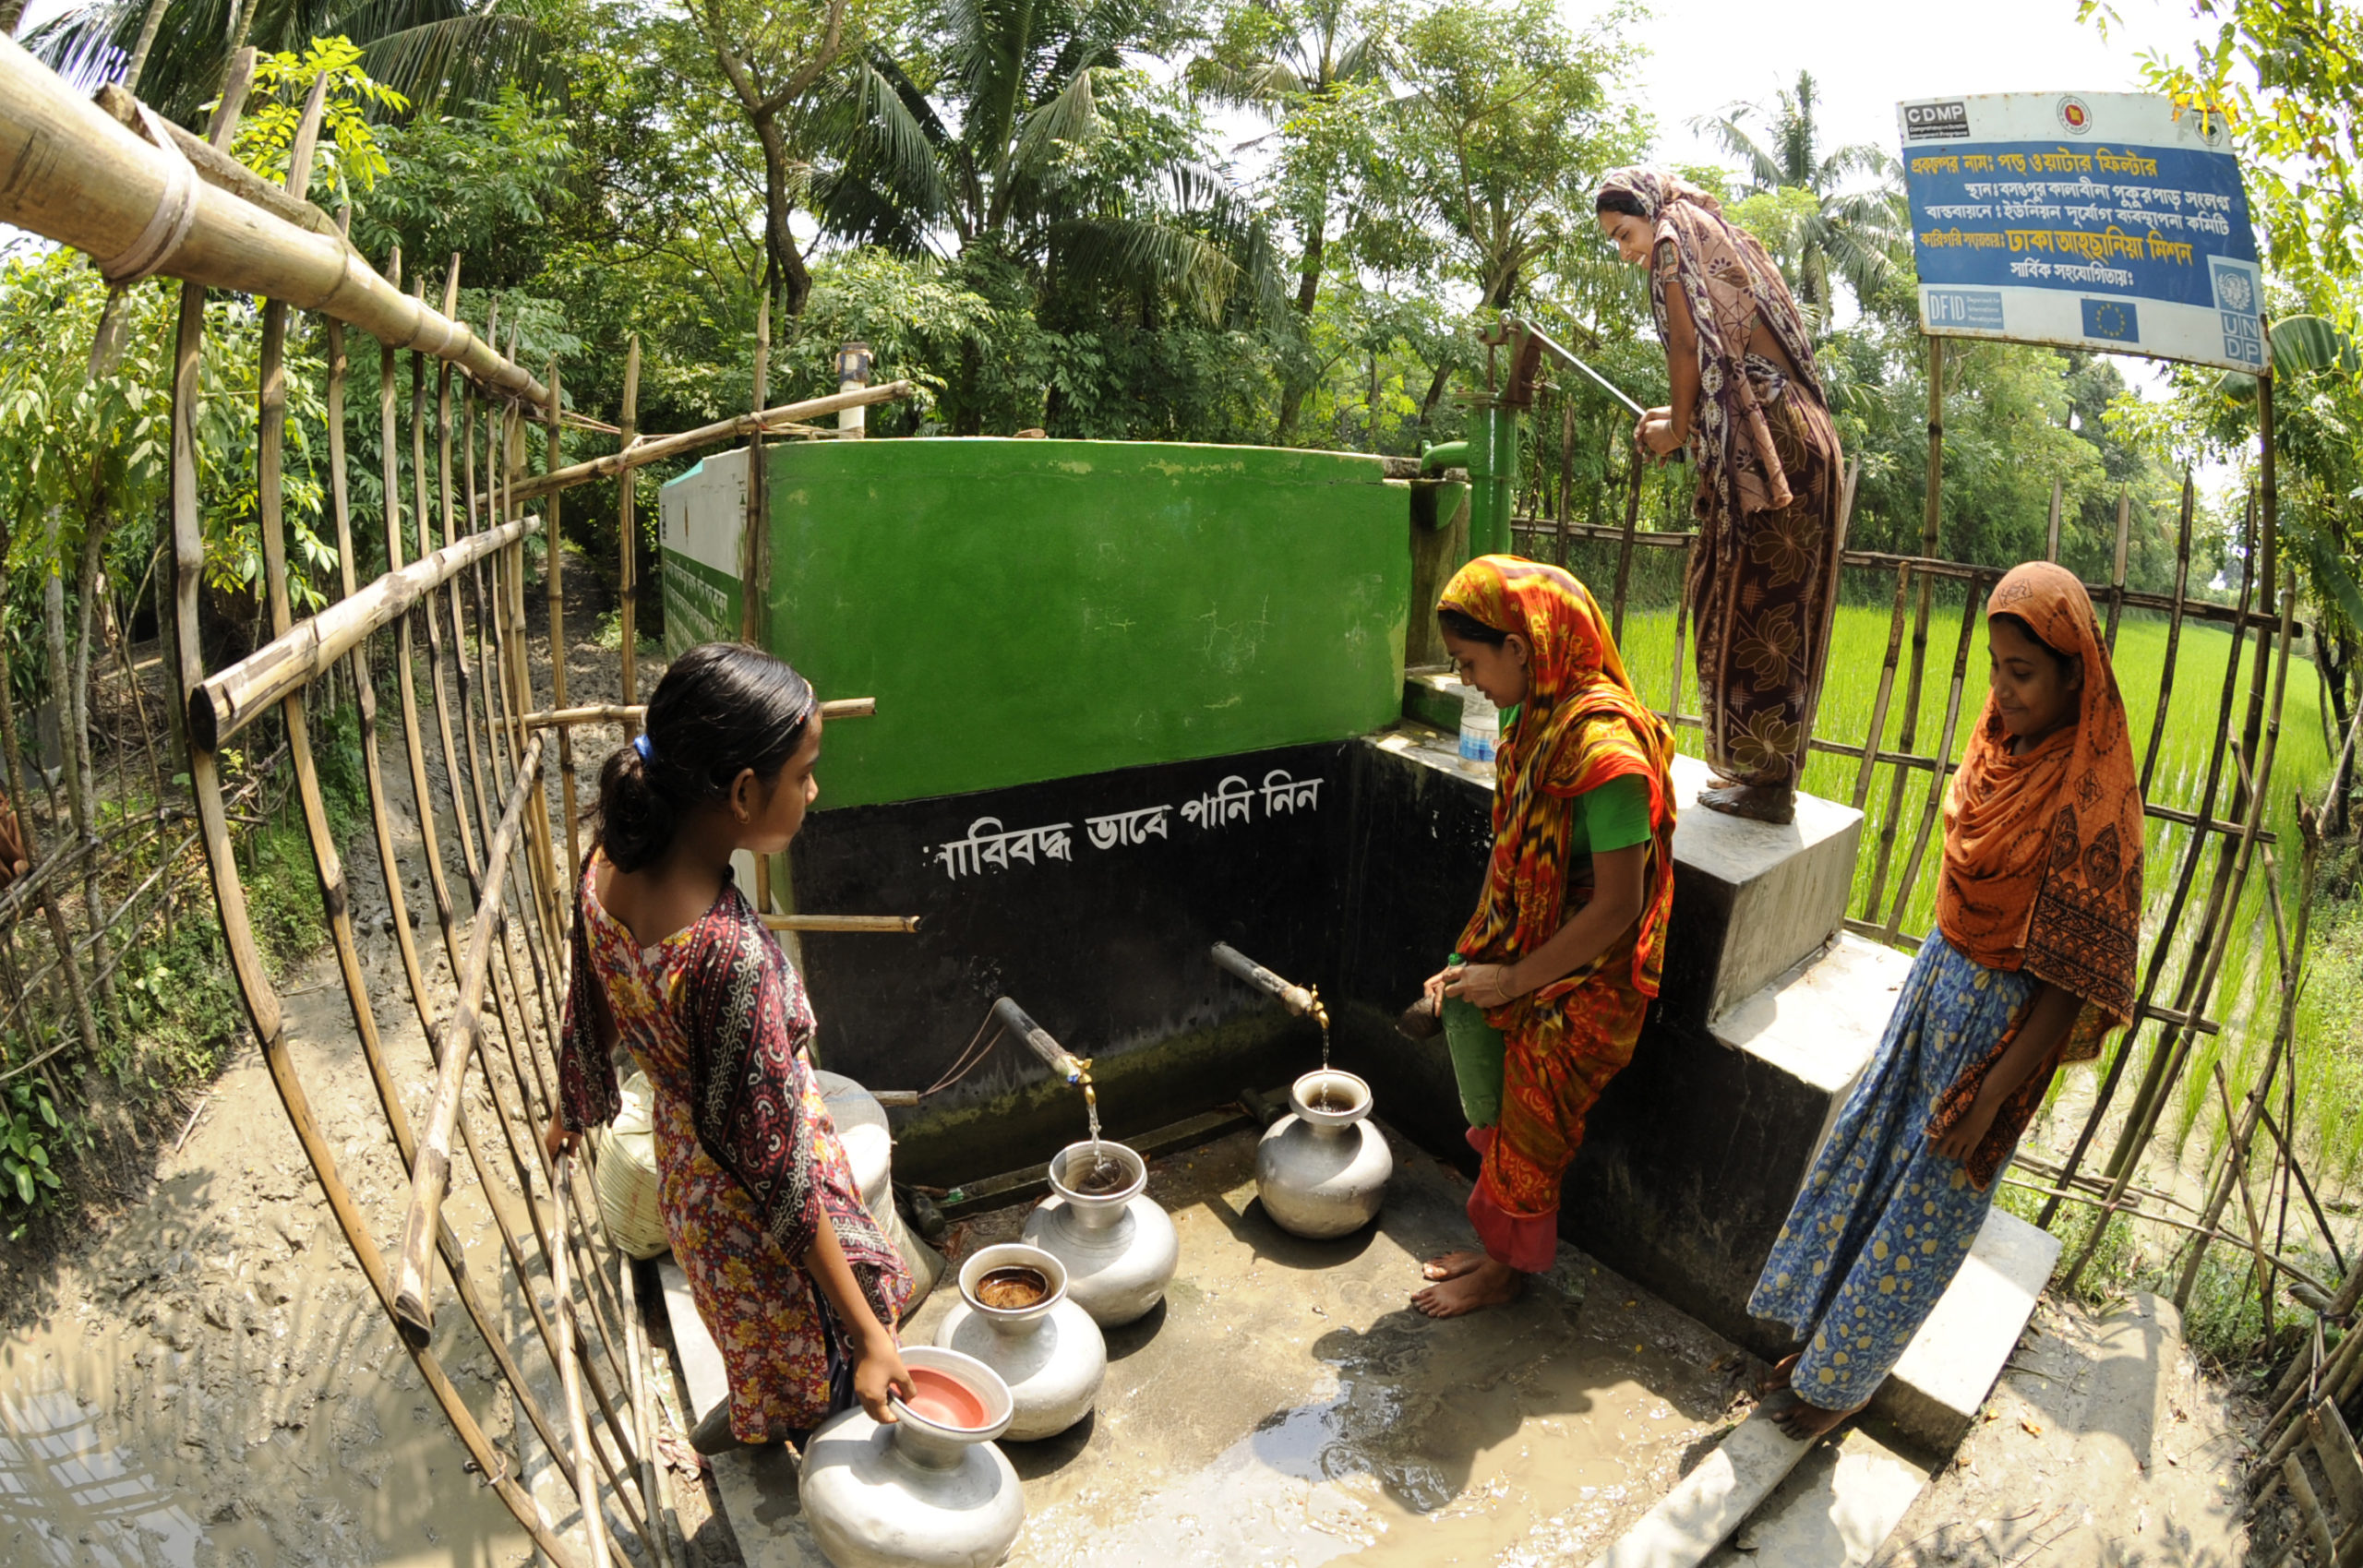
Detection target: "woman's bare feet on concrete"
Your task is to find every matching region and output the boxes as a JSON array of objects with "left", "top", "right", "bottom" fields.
[
  {"left": 1757, "top": 1352, "right": 1800, "bottom": 1396},
  {"left": 1760, "top": 1385, "right": 1859, "bottom": 1442},
  {"left": 1697, "top": 784, "right": 1795, "bottom": 824},
  {"left": 1412, "top": 1254, "right": 1523, "bottom": 1317}
]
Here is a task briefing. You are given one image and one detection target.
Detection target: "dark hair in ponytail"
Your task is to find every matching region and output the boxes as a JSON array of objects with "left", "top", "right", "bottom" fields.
[
  {"left": 1437, "top": 605, "right": 1511, "bottom": 647},
  {"left": 595, "top": 642, "right": 817, "bottom": 872}
]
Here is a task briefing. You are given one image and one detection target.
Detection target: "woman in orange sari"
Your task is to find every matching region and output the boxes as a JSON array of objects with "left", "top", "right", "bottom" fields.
[
  {"left": 1749, "top": 564, "right": 2143, "bottom": 1440},
  {"left": 1410, "top": 556, "right": 1678, "bottom": 1317}
]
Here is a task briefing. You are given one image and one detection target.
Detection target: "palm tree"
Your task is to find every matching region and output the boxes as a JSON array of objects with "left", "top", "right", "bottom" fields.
[
  {"left": 30, "top": 0, "right": 558, "bottom": 124},
  {"left": 1689, "top": 70, "right": 1904, "bottom": 319},
  {"left": 822, "top": 0, "right": 1277, "bottom": 331}
]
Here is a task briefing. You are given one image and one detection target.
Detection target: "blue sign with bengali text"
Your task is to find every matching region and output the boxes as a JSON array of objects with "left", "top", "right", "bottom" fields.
[{"left": 1897, "top": 92, "right": 2263, "bottom": 372}]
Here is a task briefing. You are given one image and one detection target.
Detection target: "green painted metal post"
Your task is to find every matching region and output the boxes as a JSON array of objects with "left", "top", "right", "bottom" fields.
[{"left": 1466, "top": 401, "right": 1518, "bottom": 558}]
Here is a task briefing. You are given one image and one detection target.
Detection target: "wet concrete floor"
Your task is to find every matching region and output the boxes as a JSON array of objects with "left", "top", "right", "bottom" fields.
[{"left": 715, "top": 1124, "right": 1753, "bottom": 1568}]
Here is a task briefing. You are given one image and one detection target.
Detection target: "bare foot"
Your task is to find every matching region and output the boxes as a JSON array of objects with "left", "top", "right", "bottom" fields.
[
  {"left": 1421, "top": 1250, "right": 1488, "bottom": 1282},
  {"left": 1761, "top": 1386, "right": 1859, "bottom": 1442},
  {"left": 1412, "top": 1257, "right": 1524, "bottom": 1317},
  {"left": 1698, "top": 784, "right": 1795, "bottom": 824},
  {"left": 1757, "top": 1352, "right": 1800, "bottom": 1396}
]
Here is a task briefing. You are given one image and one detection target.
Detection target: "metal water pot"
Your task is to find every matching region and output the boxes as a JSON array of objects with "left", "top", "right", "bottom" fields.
[
  {"left": 1253, "top": 1070, "right": 1392, "bottom": 1239},
  {"left": 932, "top": 1242, "right": 1106, "bottom": 1441},
  {"left": 1019, "top": 1142, "right": 1179, "bottom": 1327},
  {"left": 797, "top": 1345, "right": 1026, "bottom": 1568}
]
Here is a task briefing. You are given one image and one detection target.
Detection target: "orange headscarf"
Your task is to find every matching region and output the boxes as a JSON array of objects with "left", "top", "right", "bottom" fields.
[
  {"left": 1440, "top": 557, "right": 1678, "bottom": 1003},
  {"left": 1929, "top": 563, "right": 2145, "bottom": 1186}
]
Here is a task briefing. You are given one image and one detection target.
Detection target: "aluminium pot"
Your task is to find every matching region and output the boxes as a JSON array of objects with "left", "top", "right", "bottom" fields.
[
  {"left": 932, "top": 1242, "right": 1106, "bottom": 1440},
  {"left": 1253, "top": 1070, "right": 1391, "bottom": 1239},
  {"left": 797, "top": 1345, "right": 1026, "bottom": 1568},
  {"left": 1018, "top": 1142, "right": 1178, "bottom": 1328}
]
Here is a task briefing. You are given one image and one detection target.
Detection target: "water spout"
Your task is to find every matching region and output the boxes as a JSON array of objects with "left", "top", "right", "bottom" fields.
[{"left": 1208, "top": 943, "right": 1327, "bottom": 1030}]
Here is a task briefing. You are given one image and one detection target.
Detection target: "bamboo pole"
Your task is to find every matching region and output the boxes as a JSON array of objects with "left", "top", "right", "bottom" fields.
[
  {"left": 505, "top": 382, "right": 913, "bottom": 506},
  {"left": 2105, "top": 487, "right": 2132, "bottom": 650},
  {"left": 1610, "top": 449, "right": 1642, "bottom": 643},
  {"left": 414, "top": 281, "right": 485, "bottom": 894},
  {"left": 0, "top": 41, "right": 546, "bottom": 405},
  {"left": 618, "top": 336, "right": 642, "bottom": 737},
  {"left": 519, "top": 698, "right": 874, "bottom": 730},
  {"left": 1557, "top": 400, "right": 1576, "bottom": 572},
  {"left": 393, "top": 735, "right": 545, "bottom": 1339},
  {"left": 1879, "top": 571, "right": 1986, "bottom": 940},
  {"left": 1852, "top": 561, "right": 1914, "bottom": 812},
  {"left": 761, "top": 914, "right": 920, "bottom": 933},
  {"left": 616, "top": 1256, "right": 679, "bottom": 1568},
  {"left": 548, "top": 1150, "right": 615, "bottom": 1568},
  {"left": 545, "top": 360, "right": 580, "bottom": 894},
  {"left": 2045, "top": 477, "right": 2063, "bottom": 562},
  {"left": 2139, "top": 473, "right": 2196, "bottom": 796},
  {"left": 1797, "top": 457, "right": 1860, "bottom": 768},
  {"left": 187, "top": 517, "right": 534, "bottom": 753}
]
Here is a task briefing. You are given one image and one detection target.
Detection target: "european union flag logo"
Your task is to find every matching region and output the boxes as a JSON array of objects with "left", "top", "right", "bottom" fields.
[{"left": 2081, "top": 298, "right": 2140, "bottom": 344}]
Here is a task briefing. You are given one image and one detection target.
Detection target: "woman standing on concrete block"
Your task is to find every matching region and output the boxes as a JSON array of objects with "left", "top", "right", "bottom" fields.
[
  {"left": 546, "top": 643, "right": 915, "bottom": 1453},
  {"left": 1749, "top": 564, "right": 2143, "bottom": 1441},
  {"left": 1410, "top": 557, "right": 1678, "bottom": 1317},
  {"left": 1595, "top": 165, "right": 1842, "bottom": 826}
]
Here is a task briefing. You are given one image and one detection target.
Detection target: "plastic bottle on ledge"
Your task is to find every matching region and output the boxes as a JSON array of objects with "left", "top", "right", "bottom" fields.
[{"left": 1457, "top": 687, "right": 1499, "bottom": 766}]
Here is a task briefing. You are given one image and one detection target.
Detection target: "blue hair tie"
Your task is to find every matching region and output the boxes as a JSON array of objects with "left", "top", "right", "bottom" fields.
[{"left": 634, "top": 733, "right": 654, "bottom": 763}]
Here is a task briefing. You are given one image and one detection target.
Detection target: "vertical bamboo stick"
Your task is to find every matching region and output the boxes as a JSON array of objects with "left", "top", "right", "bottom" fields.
[
  {"left": 1610, "top": 448, "right": 1642, "bottom": 644},
  {"left": 1797, "top": 457, "right": 1860, "bottom": 770},
  {"left": 1557, "top": 400, "right": 1575, "bottom": 571},
  {"left": 1879, "top": 571, "right": 1985, "bottom": 940},
  {"left": 2105, "top": 487, "right": 2131, "bottom": 650},
  {"left": 1868, "top": 338, "right": 1949, "bottom": 909},
  {"left": 545, "top": 360, "right": 580, "bottom": 895},
  {"left": 1665, "top": 538, "right": 1689, "bottom": 726},
  {"left": 2139, "top": 473, "right": 2195, "bottom": 796},
  {"left": 549, "top": 1151, "right": 614, "bottom": 1568},
  {"left": 618, "top": 335, "right": 642, "bottom": 736},
  {"left": 1853, "top": 561, "right": 1913, "bottom": 812},
  {"left": 414, "top": 278, "right": 483, "bottom": 894},
  {"left": 2045, "top": 477, "right": 2063, "bottom": 563}
]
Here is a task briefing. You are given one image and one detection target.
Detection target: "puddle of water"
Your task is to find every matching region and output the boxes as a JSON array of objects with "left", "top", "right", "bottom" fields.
[{"left": 1, "top": 1384, "right": 206, "bottom": 1568}]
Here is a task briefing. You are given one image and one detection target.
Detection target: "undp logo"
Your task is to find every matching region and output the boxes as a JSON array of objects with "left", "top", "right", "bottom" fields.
[{"left": 1904, "top": 101, "right": 1970, "bottom": 140}]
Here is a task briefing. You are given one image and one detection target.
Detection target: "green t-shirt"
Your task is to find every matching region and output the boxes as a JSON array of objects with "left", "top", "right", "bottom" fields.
[{"left": 1567, "top": 772, "right": 1652, "bottom": 858}]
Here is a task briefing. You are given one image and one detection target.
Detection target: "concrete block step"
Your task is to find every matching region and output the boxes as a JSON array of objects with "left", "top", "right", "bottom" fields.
[
  {"left": 1705, "top": 1428, "right": 1933, "bottom": 1567},
  {"left": 655, "top": 1257, "right": 729, "bottom": 1424},
  {"left": 1584, "top": 1409, "right": 1810, "bottom": 1568},
  {"left": 1707, "top": 931, "right": 1913, "bottom": 1116},
  {"left": 1874, "top": 1203, "right": 2061, "bottom": 1454}
]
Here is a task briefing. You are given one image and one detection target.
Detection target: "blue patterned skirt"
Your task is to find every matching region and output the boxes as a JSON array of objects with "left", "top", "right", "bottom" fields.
[{"left": 1746, "top": 933, "right": 2035, "bottom": 1410}]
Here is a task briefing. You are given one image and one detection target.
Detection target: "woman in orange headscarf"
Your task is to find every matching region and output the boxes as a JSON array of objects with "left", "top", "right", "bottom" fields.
[
  {"left": 1748, "top": 563, "right": 2143, "bottom": 1440},
  {"left": 1409, "top": 556, "right": 1677, "bottom": 1318}
]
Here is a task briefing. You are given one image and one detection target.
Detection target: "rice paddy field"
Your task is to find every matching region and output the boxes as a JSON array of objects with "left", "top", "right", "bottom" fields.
[{"left": 1527, "top": 528, "right": 2355, "bottom": 1203}]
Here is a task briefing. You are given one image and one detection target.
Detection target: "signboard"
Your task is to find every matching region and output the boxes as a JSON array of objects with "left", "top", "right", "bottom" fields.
[
  {"left": 657, "top": 448, "right": 746, "bottom": 657},
  {"left": 1897, "top": 91, "right": 2263, "bottom": 372}
]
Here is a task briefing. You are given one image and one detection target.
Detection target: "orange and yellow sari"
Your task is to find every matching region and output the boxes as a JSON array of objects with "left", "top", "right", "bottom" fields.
[{"left": 1439, "top": 557, "right": 1677, "bottom": 1269}]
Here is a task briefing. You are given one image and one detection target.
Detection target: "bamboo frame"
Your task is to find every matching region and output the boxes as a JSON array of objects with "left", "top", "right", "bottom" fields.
[
  {"left": 519, "top": 697, "right": 875, "bottom": 729},
  {"left": 506, "top": 382, "right": 914, "bottom": 505},
  {"left": 618, "top": 336, "right": 642, "bottom": 736}
]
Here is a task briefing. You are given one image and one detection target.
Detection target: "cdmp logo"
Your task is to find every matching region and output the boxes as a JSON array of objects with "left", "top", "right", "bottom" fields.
[{"left": 1903, "top": 101, "right": 1969, "bottom": 140}]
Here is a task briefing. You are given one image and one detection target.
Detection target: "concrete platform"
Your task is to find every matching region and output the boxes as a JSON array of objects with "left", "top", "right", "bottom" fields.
[
  {"left": 1702, "top": 1428, "right": 1931, "bottom": 1568},
  {"left": 673, "top": 1125, "right": 1752, "bottom": 1568}
]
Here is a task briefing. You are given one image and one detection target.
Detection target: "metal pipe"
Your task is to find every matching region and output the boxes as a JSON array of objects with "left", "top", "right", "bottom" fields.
[
  {"left": 1209, "top": 943, "right": 1323, "bottom": 1023},
  {"left": 991, "top": 997, "right": 1089, "bottom": 1084}
]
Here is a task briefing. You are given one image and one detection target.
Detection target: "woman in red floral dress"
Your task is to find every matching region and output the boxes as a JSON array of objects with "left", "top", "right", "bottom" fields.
[{"left": 546, "top": 643, "right": 913, "bottom": 1453}]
